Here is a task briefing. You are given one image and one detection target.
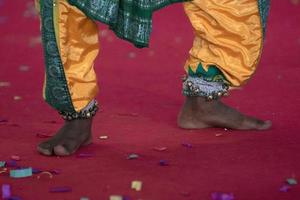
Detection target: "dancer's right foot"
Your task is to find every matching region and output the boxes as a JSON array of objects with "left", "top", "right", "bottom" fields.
[{"left": 37, "top": 118, "right": 93, "bottom": 156}]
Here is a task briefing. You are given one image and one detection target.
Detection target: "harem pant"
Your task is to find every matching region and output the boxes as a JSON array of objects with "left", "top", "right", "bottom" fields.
[{"left": 35, "top": 0, "right": 269, "bottom": 115}]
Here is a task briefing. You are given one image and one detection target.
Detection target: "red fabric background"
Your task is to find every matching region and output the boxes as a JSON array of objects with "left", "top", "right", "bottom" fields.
[{"left": 0, "top": 0, "right": 300, "bottom": 199}]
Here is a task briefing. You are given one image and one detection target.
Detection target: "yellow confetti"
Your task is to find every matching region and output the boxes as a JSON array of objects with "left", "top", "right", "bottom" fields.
[
  {"left": 131, "top": 180, "right": 143, "bottom": 191},
  {"left": 109, "top": 195, "right": 123, "bottom": 200},
  {"left": 99, "top": 135, "right": 109, "bottom": 140}
]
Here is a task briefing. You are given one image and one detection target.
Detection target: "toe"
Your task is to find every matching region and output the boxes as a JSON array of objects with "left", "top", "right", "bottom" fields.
[
  {"left": 37, "top": 143, "right": 53, "bottom": 156},
  {"left": 256, "top": 120, "right": 272, "bottom": 130},
  {"left": 53, "top": 145, "right": 71, "bottom": 156}
]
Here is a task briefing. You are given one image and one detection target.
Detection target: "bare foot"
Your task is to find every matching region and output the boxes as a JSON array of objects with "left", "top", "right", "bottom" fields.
[
  {"left": 178, "top": 97, "right": 272, "bottom": 130},
  {"left": 37, "top": 118, "right": 93, "bottom": 156}
]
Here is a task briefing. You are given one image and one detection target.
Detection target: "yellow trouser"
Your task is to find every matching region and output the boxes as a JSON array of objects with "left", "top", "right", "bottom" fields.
[{"left": 36, "top": 0, "right": 263, "bottom": 111}]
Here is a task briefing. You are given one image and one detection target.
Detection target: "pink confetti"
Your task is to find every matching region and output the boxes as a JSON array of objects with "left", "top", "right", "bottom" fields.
[
  {"left": 11, "top": 155, "right": 21, "bottom": 161},
  {"left": 153, "top": 147, "right": 167, "bottom": 152},
  {"left": 77, "top": 153, "right": 94, "bottom": 158},
  {"left": 182, "top": 143, "right": 192, "bottom": 148},
  {"left": 49, "top": 186, "right": 72, "bottom": 193},
  {"left": 279, "top": 185, "right": 291, "bottom": 192},
  {"left": 49, "top": 169, "right": 61, "bottom": 175},
  {"left": 211, "top": 192, "right": 234, "bottom": 200}
]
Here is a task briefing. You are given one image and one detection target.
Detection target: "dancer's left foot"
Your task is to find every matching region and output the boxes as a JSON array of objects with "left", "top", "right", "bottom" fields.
[{"left": 37, "top": 118, "right": 93, "bottom": 156}]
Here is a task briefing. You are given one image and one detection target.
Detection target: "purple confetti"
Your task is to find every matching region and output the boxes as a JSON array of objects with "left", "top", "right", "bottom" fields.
[
  {"left": 8, "top": 197, "right": 22, "bottom": 200},
  {"left": 0, "top": 118, "right": 8, "bottom": 123},
  {"left": 49, "top": 186, "right": 72, "bottom": 193},
  {"left": 49, "top": 169, "right": 61, "bottom": 175},
  {"left": 279, "top": 185, "right": 291, "bottom": 192},
  {"left": 2, "top": 184, "right": 11, "bottom": 199},
  {"left": 6, "top": 160, "right": 17, "bottom": 167},
  {"left": 32, "top": 168, "right": 42, "bottom": 174},
  {"left": 159, "top": 160, "right": 169, "bottom": 166},
  {"left": 77, "top": 153, "right": 94, "bottom": 158},
  {"left": 211, "top": 192, "right": 234, "bottom": 200},
  {"left": 182, "top": 143, "right": 193, "bottom": 148}
]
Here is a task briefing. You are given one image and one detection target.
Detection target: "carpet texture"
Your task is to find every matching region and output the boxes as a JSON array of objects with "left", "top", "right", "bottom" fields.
[{"left": 0, "top": 0, "right": 300, "bottom": 199}]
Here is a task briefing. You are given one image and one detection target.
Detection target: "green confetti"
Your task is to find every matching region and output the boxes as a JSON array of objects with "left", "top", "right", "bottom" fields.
[
  {"left": 286, "top": 178, "right": 298, "bottom": 185},
  {"left": 0, "top": 161, "right": 5, "bottom": 167},
  {"left": 10, "top": 168, "right": 32, "bottom": 178}
]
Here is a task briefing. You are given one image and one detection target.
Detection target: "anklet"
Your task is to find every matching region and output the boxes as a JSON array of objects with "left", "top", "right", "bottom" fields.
[
  {"left": 59, "top": 100, "right": 99, "bottom": 120},
  {"left": 182, "top": 76, "right": 229, "bottom": 100}
]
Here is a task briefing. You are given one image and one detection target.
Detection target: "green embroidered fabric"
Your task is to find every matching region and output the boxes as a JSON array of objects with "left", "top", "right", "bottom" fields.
[
  {"left": 258, "top": 0, "right": 270, "bottom": 37},
  {"left": 188, "top": 64, "right": 230, "bottom": 85},
  {"left": 67, "top": 0, "right": 186, "bottom": 48},
  {"left": 40, "top": 0, "right": 76, "bottom": 113}
]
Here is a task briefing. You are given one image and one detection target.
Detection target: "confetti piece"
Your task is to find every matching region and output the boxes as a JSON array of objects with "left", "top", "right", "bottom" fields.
[
  {"left": 211, "top": 192, "right": 234, "bottom": 200},
  {"left": 11, "top": 155, "right": 21, "bottom": 161},
  {"left": 159, "top": 160, "right": 169, "bottom": 166},
  {"left": 0, "top": 168, "right": 8, "bottom": 174},
  {"left": 0, "top": 161, "right": 5, "bottom": 167},
  {"left": 19, "top": 65, "right": 30, "bottom": 72},
  {"left": 49, "top": 186, "right": 72, "bottom": 193},
  {"left": 215, "top": 133, "right": 224, "bottom": 137},
  {"left": 286, "top": 178, "right": 298, "bottom": 185},
  {"left": 182, "top": 143, "right": 192, "bottom": 148},
  {"left": 13, "top": 96, "right": 22, "bottom": 101},
  {"left": 77, "top": 153, "right": 94, "bottom": 158},
  {"left": 80, "top": 197, "right": 90, "bottom": 200},
  {"left": 99, "top": 135, "right": 109, "bottom": 140},
  {"left": 32, "top": 168, "right": 42, "bottom": 174},
  {"left": 127, "top": 154, "right": 139, "bottom": 160},
  {"left": 36, "top": 133, "right": 53, "bottom": 138},
  {"left": 131, "top": 181, "right": 143, "bottom": 191},
  {"left": 110, "top": 195, "right": 123, "bottom": 200},
  {"left": 279, "top": 185, "right": 291, "bottom": 192},
  {"left": 0, "top": 81, "right": 11, "bottom": 87},
  {"left": 10, "top": 168, "right": 32, "bottom": 178},
  {"left": 49, "top": 169, "right": 61, "bottom": 175},
  {"left": 37, "top": 171, "right": 53, "bottom": 179},
  {"left": 7, "top": 197, "right": 22, "bottom": 200},
  {"left": 2, "top": 184, "right": 11, "bottom": 199},
  {"left": 122, "top": 196, "right": 131, "bottom": 200},
  {"left": 128, "top": 52, "right": 136, "bottom": 59},
  {"left": 153, "top": 147, "right": 167, "bottom": 152},
  {"left": 6, "top": 160, "right": 17, "bottom": 167}
]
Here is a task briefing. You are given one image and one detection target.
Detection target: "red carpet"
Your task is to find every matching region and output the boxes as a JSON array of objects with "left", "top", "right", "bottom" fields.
[{"left": 1, "top": 1, "right": 300, "bottom": 199}]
